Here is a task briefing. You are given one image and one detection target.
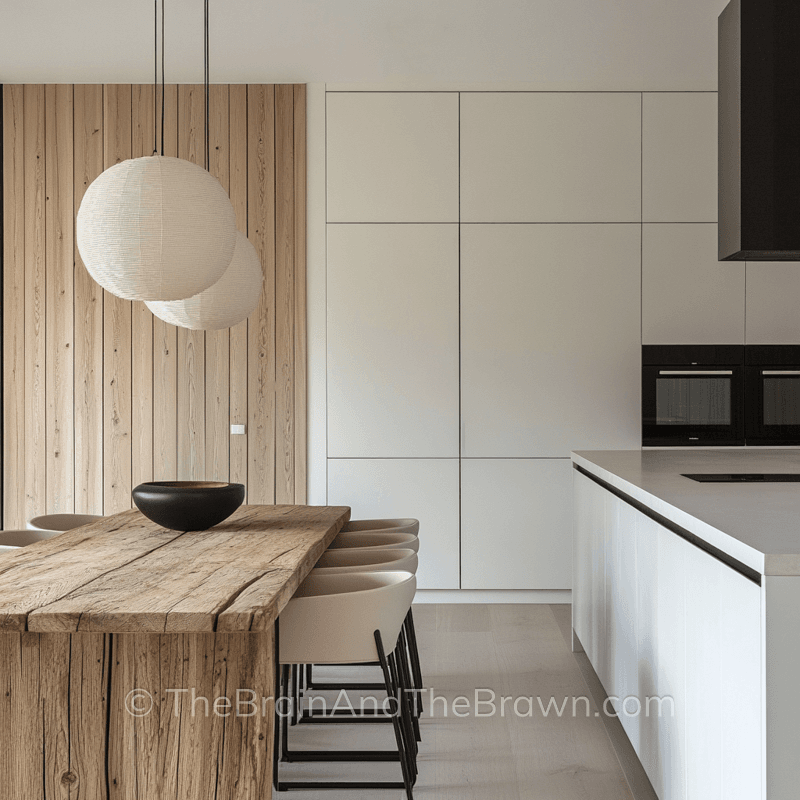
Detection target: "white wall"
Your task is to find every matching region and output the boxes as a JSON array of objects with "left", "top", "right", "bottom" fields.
[{"left": 2, "top": 1, "right": 727, "bottom": 89}]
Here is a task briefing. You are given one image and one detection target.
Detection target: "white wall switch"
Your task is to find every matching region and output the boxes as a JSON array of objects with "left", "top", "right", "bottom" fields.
[{"left": 230, "top": 424, "right": 246, "bottom": 435}]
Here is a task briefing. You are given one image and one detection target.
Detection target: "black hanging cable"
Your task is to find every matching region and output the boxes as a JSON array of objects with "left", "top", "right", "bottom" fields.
[
  {"left": 153, "top": 0, "right": 158, "bottom": 154},
  {"left": 204, "top": 0, "right": 210, "bottom": 171},
  {"left": 161, "top": 0, "right": 165, "bottom": 156}
]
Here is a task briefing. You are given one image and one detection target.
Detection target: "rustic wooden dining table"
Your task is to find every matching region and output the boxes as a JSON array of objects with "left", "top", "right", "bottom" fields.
[{"left": 0, "top": 503, "right": 350, "bottom": 799}]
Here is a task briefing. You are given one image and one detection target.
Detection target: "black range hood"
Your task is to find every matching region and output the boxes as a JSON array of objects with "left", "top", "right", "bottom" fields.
[{"left": 719, "top": 0, "right": 800, "bottom": 261}]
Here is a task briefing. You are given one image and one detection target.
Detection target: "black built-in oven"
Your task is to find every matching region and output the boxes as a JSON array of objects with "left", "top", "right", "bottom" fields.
[
  {"left": 642, "top": 346, "right": 745, "bottom": 446},
  {"left": 745, "top": 346, "right": 800, "bottom": 445}
]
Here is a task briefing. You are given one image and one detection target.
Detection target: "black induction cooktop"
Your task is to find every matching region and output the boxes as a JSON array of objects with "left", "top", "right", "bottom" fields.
[{"left": 682, "top": 473, "right": 800, "bottom": 483}]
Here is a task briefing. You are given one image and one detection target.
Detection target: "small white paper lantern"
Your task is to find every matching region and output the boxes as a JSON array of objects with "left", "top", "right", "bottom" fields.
[
  {"left": 76, "top": 155, "right": 237, "bottom": 301},
  {"left": 146, "top": 232, "right": 263, "bottom": 330}
]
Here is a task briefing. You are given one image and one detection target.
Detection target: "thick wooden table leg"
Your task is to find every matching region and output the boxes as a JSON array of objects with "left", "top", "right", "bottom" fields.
[{"left": 0, "top": 630, "right": 274, "bottom": 799}]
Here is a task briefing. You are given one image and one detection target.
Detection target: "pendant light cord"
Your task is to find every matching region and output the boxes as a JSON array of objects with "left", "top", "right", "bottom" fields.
[
  {"left": 153, "top": 0, "right": 157, "bottom": 154},
  {"left": 153, "top": 0, "right": 166, "bottom": 156},
  {"left": 204, "top": 0, "right": 210, "bottom": 172},
  {"left": 161, "top": 0, "right": 165, "bottom": 156}
]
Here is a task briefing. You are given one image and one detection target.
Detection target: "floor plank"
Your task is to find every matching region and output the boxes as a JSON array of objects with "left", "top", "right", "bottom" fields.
[{"left": 279, "top": 603, "right": 638, "bottom": 799}]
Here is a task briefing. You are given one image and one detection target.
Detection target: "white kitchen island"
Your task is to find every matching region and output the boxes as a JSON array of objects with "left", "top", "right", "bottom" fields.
[{"left": 572, "top": 449, "right": 800, "bottom": 800}]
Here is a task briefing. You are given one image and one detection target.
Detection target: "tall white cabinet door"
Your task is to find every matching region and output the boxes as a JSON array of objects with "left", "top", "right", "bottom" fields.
[
  {"left": 654, "top": 521, "right": 687, "bottom": 800},
  {"left": 745, "top": 261, "right": 800, "bottom": 344},
  {"left": 605, "top": 497, "right": 639, "bottom": 747},
  {"left": 327, "top": 459, "right": 460, "bottom": 589},
  {"left": 460, "top": 92, "right": 641, "bottom": 223},
  {"left": 461, "top": 459, "right": 572, "bottom": 590},
  {"left": 635, "top": 514, "right": 662, "bottom": 793},
  {"left": 684, "top": 546, "right": 723, "bottom": 800},
  {"left": 461, "top": 224, "right": 641, "bottom": 457},
  {"left": 718, "top": 568, "right": 761, "bottom": 800},
  {"left": 327, "top": 224, "right": 460, "bottom": 458},
  {"left": 572, "top": 470, "right": 605, "bottom": 656},
  {"left": 326, "top": 92, "right": 459, "bottom": 223}
]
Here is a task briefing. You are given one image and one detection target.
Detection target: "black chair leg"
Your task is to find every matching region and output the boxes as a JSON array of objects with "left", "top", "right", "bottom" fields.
[
  {"left": 273, "top": 635, "right": 416, "bottom": 796},
  {"left": 405, "top": 609, "right": 425, "bottom": 714}
]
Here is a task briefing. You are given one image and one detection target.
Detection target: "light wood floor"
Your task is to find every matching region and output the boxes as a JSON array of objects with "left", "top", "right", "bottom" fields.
[{"left": 278, "top": 604, "right": 637, "bottom": 799}]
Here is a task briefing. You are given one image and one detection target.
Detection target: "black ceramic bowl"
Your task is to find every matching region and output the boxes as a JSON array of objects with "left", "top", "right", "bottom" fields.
[{"left": 132, "top": 481, "right": 245, "bottom": 531}]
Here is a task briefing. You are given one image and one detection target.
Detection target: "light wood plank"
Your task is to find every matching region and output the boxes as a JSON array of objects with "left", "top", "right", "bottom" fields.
[
  {"left": 247, "top": 85, "right": 276, "bottom": 504},
  {"left": 0, "top": 511, "right": 181, "bottom": 630},
  {"left": 275, "top": 85, "right": 295, "bottom": 504},
  {"left": 41, "top": 633, "right": 71, "bottom": 800},
  {"left": 45, "top": 84, "right": 75, "bottom": 515},
  {"left": 27, "top": 504, "right": 349, "bottom": 633},
  {"left": 103, "top": 84, "right": 133, "bottom": 513},
  {"left": 206, "top": 84, "right": 231, "bottom": 482},
  {"left": 131, "top": 84, "right": 156, "bottom": 489},
  {"left": 73, "top": 84, "right": 105, "bottom": 516},
  {"left": 2, "top": 86, "right": 26, "bottom": 529},
  {"left": 69, "top": 633, "right": 112, "bottom": 799},
  {"left": 177, "top": 84, "right": 207, "bottom": 481},
  {"left": 229, "top": 84, "right": 249, "bottom": 496},
  {"left": 293, "top": 84, "right": 308, "bottom": 504},
  {"left": 23, "top": 84, "right": 47, "bottom": 526},
  {"left": 152, "top": 84, "right": 180, "bottom": 481}
]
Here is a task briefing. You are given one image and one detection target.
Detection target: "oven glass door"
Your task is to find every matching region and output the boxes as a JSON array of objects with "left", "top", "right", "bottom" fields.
[
  {"left": 745, "top": 368, "right": 800, "bottom": 444},
  {"left": 643, "top": 367, "right": 744, "bottom": 445}
]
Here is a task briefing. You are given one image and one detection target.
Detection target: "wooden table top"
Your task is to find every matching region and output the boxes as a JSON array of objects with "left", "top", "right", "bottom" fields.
[{"left": 0, "top": 504, "right": 350, "bottom": 634}]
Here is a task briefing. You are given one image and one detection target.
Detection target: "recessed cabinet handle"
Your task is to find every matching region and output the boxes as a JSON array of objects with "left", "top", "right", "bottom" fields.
[
  {"left": 658, "top": 370, "right": 734, "bottom": 376},
  {"left": 762, "top": 370, "right": 800, "bottom": 375}
]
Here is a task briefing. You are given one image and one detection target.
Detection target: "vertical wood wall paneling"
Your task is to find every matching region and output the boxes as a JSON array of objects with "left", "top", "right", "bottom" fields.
[
  {"left": 23, "top": 85, "right": 46, "bottom": 525},
  {"left": 229, "top": 85, "right": 249, "bottom": 496},
  {"left": 177, "top": 85, "right": 206, "bottom": 481},
  {"left": 2, "top": 84, "right": 307, "bottom": 527},
  {"left": 152, "top": 84, "right": 179, "bottom": 482},
  {"left": 275, "top": 84, "right": 295, "bottom": 504},
  {"left": 44, "top": 85, "right": 75, "bottom": 515},
  {"left": 247, "top": 84, "right": 276, "bottom": 504},
  {"left": 293, "top": 84, "right": 307, "bottom": 504},
  {"left": 130, "top": 84, "right": 155, "bottom": 489},
  {"left": 103, "top": 84, "right": 133, "bottom": 514},
  {"left": 3, "top": 87, "right": 26, "bottom": 528},
  {"left": 206, "top": 84, "right": 231, "bottom": 483},
  {"left": 73, "top": 85, "right": 104, "bottom": 516}
]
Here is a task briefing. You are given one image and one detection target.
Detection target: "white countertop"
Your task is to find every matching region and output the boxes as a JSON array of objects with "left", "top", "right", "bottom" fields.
[{"left": 571, "top": 449, "right": 800, "bottom": 577}]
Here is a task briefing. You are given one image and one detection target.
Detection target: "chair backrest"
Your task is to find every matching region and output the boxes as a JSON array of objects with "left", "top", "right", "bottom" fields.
[
  {"left": 279, "top": 570, "right": 416, "bottom": 665},
  {"left": 341, "top": 518, "right": 419, "bottom": 536},
  {"left": 28, "top": 513, "right": 102, "bottom": 533},
  {"left": 329, "top": 531, "right": 419, "bottom": 553},
  {"left": 0, "top": 529, "right": 56, "bottom": 548},
  {"left": 314, "top": 547, "right": 418, "bottom": 575}
]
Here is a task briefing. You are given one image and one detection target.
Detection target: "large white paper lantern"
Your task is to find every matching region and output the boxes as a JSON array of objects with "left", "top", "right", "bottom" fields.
[
  {"left": 146, "top": 232, "right": 263, "bottom": 330},
  {"left": 76, "top": 155, "right": 237, "bottom": 301}
]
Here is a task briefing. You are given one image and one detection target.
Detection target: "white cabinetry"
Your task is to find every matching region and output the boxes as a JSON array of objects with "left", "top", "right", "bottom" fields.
[
  {"left": 326, "top": 92, "right": 459, "bottom": 223},
  {"left": 460, "top": 92, "right": 641, "bottom": 222},
  {"left": 642, "top": 224, "right": 745, "bottom": 345},
  {"left": 327, "top": 224, "right": 459, "bottom": 458},
  {"left": 573, "top": 468, "right": 763, "bottom": 800},
  {"left": 745, "top": 262, "right": 800, "bottom": 345},
  {"left": 461, "top": 224, "right": 641, "bottom": 457},
  {"left": 327, "top": 458, "right": 460, "bottom": 590},
  {"left": 461, "top": 459, "right": 572, "bottom": 590},
  {"left": 642, "top": 92, "right": 718, "bottom": 223}
]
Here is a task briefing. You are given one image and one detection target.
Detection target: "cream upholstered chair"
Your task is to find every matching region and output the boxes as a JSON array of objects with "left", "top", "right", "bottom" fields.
[
  {"left": 275, "top": 571, "right": 418, "bottom": 798},
  {"left": 313, "top": 547, "right": 418, "bottom": 575},
  {"left": 307, "top": 542, "right": 424, "bottom": 724},
  {"left": 341, "top": 518, "right": 419, "bottom": 536},
  {"left": 28, "top": 513, "right": 102, "bottom": 533},
  {"left": 329, "top": 531, "right": 419, "bottom": 552},
  {"left": 0, "top": 529, "right": 58, "bottom": 552}
]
